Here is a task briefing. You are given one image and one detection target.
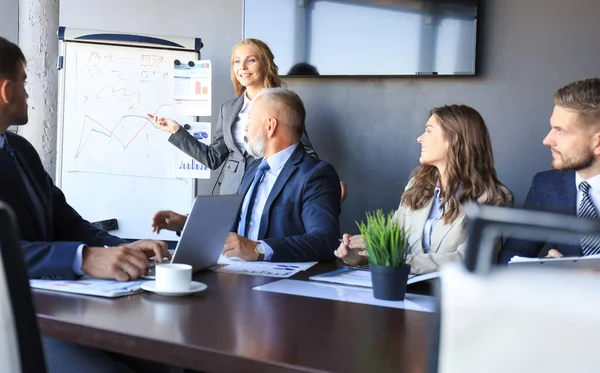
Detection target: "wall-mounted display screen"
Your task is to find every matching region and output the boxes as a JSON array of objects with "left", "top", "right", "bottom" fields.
[{"left": 243, "top": 0, "right": 479, "bottom": 76}]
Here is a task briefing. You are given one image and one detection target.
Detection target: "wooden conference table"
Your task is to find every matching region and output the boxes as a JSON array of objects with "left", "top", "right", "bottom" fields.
[{"left": 33, "top": 263, "right": 436, "bottom": 373}]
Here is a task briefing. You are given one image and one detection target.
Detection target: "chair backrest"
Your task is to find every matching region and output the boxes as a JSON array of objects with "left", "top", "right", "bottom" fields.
[
  {"left": 432, "top": 203, "right": 600, "bottom": 373},
  {"left": 436, "top": 264, "right": 600, "bottom": 373},
  {"left": 0, "top": 202, "right": 47, "bottom": 373}
]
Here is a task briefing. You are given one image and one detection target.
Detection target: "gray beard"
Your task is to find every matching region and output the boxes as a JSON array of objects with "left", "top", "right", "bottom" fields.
[{"left": 247, "top": 134, "right": 266, "bottom": 158}]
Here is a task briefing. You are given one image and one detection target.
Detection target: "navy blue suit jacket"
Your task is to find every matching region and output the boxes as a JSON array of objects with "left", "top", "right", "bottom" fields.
[
  {"left": 234, "top": 145, "right": 340, "bottom": 262},
  {"left": 0, "top": 132, "right": 124, "bottom": 280},
  {"left": 498, "top": 170, "right": 581, "bottom": 263}
]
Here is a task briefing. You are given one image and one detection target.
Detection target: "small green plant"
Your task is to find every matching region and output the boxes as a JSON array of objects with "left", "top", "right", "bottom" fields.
[{"left": 356, "top": 210, "right": 410, "bottom": 267}]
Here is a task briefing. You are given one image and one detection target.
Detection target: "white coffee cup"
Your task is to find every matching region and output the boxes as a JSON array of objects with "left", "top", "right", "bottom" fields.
[{"left": 155, "top": 263, "right": 192, "bottom": 292}]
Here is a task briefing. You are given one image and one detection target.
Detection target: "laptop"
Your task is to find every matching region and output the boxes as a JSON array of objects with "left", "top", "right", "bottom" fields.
[{"left": 143, "top": 195, "right": 243, "bottom": 279}]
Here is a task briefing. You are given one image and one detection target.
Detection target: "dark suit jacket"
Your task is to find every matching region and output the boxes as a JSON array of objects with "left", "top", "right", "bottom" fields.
[
  {"left": 234, "top": 146, "right": 340, "bottom": 262},
  {"left": 0, "top": 132, "right": 125, "bottom": 280},
  {"left": 498, "top": 170, "right": 581, "bottom": 263},
  {"left": 168, "top": 94, "right": 318, "bottom": 195}
]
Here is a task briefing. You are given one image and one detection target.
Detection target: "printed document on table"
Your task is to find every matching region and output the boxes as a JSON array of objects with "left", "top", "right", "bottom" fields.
[
  {"left": 30, "top": 277, "right": 147, "bottom": 298},
  {"left": 254, "top": 280, "right": 436, "bottom": 312},
  {"left": 216, "top": 255, "right": 317, "bottom": 278},
  {"left": 309, "top": 267, "right": 440, "bottom": 287}
]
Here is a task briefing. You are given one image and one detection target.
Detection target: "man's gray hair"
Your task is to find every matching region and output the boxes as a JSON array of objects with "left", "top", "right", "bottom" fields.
[{"left": 256, "top": 87, "right": 305, "bottom": 140}]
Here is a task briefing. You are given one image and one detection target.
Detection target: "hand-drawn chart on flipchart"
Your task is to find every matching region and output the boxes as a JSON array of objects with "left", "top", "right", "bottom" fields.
[{"left": 57, "top": 35, "right": 200, "bottom": 239}]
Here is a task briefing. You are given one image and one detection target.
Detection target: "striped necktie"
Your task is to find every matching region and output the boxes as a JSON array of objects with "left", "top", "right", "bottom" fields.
[{"left": 578, "top": 181, "right": 600, "bottom": 256}]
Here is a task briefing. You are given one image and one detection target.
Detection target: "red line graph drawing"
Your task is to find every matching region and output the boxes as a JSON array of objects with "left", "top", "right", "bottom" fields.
[
  {"left": 75, "top": 104, "right": 170, "bottom": 158},
  {"left": 95, "top": 86, "right": 143, "bottom": 106},
  {"left": 141, "top": 55, "right": 164, "bottom": 67},
  {"left": 87, "top": 52, "right": 125, "bottom": 66}
]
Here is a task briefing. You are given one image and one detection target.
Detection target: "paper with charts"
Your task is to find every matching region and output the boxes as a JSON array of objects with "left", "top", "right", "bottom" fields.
[
  {"left": 172, "top": 60, "right": 212, "bottom": 116},
  {"left": 30, "top": 277, "right": 146, "bottom": 298},
  {"left": 170, "top": 122, "right": 211, "bottom": 179},
  {"left": 217, "top": 255, "right": 317, "bottom": 278}
]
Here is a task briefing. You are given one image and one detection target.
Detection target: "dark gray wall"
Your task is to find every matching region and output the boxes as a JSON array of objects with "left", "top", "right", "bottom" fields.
[
  {"left": 60, "top": 0, "right": 600, "bottom": 233},
  {"left": 287, "top": 0, "right": 600, "bottom": 233}
]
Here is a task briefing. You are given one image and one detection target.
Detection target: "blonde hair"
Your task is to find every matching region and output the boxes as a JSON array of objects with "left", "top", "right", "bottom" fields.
[
  {"left": 553, "top": 78, "right": 600, "bottom": 127},
  {"left": 230, "top": 38, "right": 282, "bottom": 97}
]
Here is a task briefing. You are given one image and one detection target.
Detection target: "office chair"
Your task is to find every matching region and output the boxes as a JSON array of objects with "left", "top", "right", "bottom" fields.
[
  {"left": 431, "top": 203, "right": 600, "bottom": 373},
  {"left": 0, "top": 202, "right": 47, "bottom": 373}
]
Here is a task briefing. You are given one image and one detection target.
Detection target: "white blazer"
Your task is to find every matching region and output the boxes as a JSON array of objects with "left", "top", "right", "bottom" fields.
[{"left": 393, "top": 180, "right": 511, "bottom": 275}]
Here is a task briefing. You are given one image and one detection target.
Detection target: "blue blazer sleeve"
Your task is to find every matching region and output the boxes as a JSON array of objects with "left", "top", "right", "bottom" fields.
[
  {"left": 23, "top": 172, "right": 125, "bottom": 279},
  {"left": 6, "top": 132, "right": 126, "bottom": 279},
  {"left": 263, "top": 162, "right": 340, "bottom": 262},
  {"left": 21, "top": 240, "right": 81, "bottom": 280}
]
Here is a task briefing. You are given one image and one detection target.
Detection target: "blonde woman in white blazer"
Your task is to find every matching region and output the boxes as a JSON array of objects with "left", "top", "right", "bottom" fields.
[{"left": 335, "top": 105, "right": 513, "bottom": 274}]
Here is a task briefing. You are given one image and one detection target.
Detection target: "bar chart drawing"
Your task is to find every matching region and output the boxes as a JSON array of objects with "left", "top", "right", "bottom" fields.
[
  {"left": 170, "top": 122, "right": 211, "bottom": 179},
  {"left": 179, "top": 158, "right": 208, "bottom": 171}
]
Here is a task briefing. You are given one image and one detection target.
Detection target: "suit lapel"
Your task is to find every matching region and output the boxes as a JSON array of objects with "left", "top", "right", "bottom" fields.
[
  {"left": 430, "top": 216, "right": 463, "bottom": 253},
  {"left": 233, "top": 160, "right": 258, "bottom": 229},
  {"left": 257, "top": 147, "right": 303, "bottom": 239},
  {"left": 0, "top": 150, "right": 44, "bottom": 236},
  {"left": 223, "top": 95, "right": 245, "bottom": 158},
  {"left": 12, "top": 147, "right": 51, "bottom": 236},
  {"left": 560, "top": 171, "right": 577, "bottom": 215},
  {"left": 407, "top": 199, "right": 434, "bottom": 251},
  {"left": 560, "top": 171, "right": 582, "bottom": 255}
]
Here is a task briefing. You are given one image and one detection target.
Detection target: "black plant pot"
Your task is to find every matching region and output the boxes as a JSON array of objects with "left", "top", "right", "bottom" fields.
[{"left": 370, "top": 263, "right": 411, "bottom": 301}]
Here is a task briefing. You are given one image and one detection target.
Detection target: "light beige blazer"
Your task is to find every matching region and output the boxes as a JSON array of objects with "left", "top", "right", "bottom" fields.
[{"left": 393, "top": 180, "right": 512, "bottom": 275}]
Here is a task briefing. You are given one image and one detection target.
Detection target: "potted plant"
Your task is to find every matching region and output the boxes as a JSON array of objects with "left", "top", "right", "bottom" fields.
[{"left": 356, "top": 210, "right": 411, "bottom": 301}]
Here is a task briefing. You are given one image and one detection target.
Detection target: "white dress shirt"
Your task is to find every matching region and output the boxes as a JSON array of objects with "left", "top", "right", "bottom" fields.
[
  {"left": 575, "top": 172, "right": 600, "bottom": 214},
  {"left": 237, "top": 143, "right": 299, "bottom": 260},
  {"left": 231, "top": 92, "right": 252, "bottom": 154}
]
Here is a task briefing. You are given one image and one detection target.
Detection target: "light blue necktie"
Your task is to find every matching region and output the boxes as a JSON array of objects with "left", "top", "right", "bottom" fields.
[{"left": 239, "top": 159, "right": 270, "bottom": 237}]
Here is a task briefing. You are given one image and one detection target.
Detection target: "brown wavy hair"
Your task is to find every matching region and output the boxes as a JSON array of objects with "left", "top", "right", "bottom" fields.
[
  {"left": 230, "top": 38, "right": 283, "bottom": 97},
  {"left": 401, "top": 105, "right": 512, "bottom": 224}
]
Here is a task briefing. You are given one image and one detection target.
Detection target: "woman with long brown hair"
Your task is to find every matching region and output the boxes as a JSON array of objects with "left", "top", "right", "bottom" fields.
[
  {"left": 153, "top": 38, "right": 317, "bottom": 195},
  {"left": 335, "top": 105, "right": 512, "bottom": 274}
]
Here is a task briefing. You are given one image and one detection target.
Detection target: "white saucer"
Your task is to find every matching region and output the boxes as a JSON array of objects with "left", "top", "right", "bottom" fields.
[{"left": 141, "top": 281, "right": 207, "bottom": 296}]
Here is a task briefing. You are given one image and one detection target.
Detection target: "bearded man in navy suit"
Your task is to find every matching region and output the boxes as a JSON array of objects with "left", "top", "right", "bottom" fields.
[{"left": 499, "top": 78, "right": 600, "bottom": 263}]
